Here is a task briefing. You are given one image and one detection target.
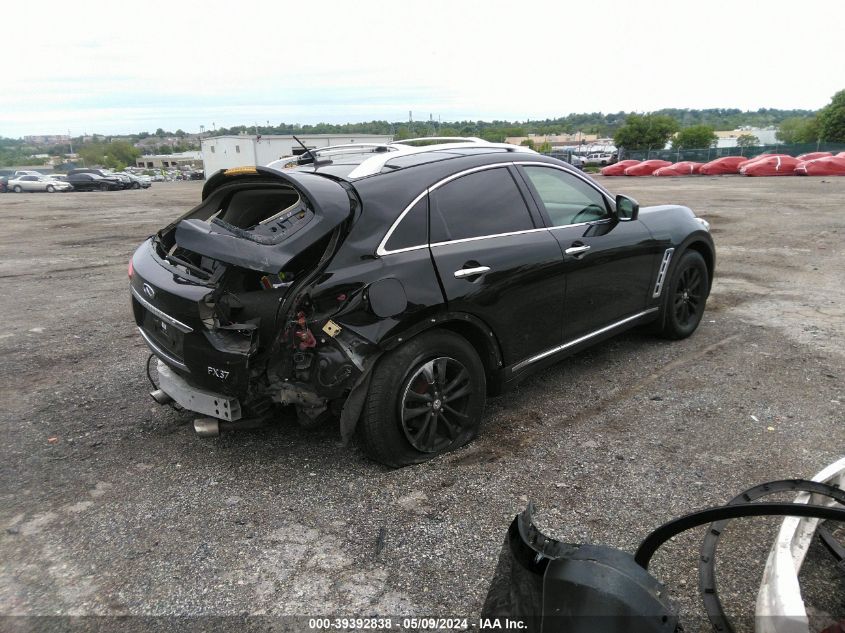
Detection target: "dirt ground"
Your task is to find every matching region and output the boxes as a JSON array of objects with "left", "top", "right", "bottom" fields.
[{"left": 0, "top": 176, "right": 843, "bottom": 630}]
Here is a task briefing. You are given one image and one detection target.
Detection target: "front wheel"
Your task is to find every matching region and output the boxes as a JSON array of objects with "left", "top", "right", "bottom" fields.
[
  {"left": 132, "top": 182, "right": 140, "bottom": 189},
  {"left": 100, "top": 183, "right": 109, "bottom": 191},
  {"left": 360, "top": 330, "right": 486, "bottom": 467},
  {"left": 46, "top": 185, "right": 55, "bottom": 193},
  {"left": 659, "top": 250, "right": 709, "bottom": 339},
  {"left": 13, "top": 185, "right": 22, "bottom": 193}
]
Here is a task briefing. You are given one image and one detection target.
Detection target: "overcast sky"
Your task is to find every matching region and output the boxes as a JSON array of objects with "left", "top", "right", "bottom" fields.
[{"left": 2, "top": 0, "right": 842, "bottom": 137}]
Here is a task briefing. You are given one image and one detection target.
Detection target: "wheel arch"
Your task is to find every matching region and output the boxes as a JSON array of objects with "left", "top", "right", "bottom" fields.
[
  {"left": 383, "top": 312, "right": 505, "bottom": 396},
  {"left": 683, "top": 238, "right": 715, "bottom": 292}
]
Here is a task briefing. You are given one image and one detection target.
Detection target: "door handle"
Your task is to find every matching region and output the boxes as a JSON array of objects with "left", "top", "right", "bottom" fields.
[
  {"left": 454, "top": 266, "right": 491, "bottom": 279},
  {"left": 565, "top": 245, "right": 591, "bottom": 257}
]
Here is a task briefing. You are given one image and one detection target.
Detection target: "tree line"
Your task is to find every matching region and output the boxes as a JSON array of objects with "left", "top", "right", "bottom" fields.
[{"left": 2, "top": 94, "right": 843, "bottom": 166}]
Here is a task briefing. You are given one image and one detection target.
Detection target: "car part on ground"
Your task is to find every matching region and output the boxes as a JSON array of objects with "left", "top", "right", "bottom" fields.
[
  {"left": 756, "top": 457, "right": 845, "bottom": 633},
  {"left": 625, "top": 160, "right": 673, "bottom": 176},
  {"left": 482, "top": 459, "right": 845, "bottom": 633},
  {"left": 130, "top": 139, "right": 714, "bottom": 466}
]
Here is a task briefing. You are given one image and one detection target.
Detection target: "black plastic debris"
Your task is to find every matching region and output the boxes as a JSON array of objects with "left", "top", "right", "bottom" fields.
[{"left": 483, "top": 480, "right": 845, "bottom": 633}]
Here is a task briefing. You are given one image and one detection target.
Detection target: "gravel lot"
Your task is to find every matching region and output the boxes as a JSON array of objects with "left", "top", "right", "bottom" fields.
[{"left": 1, "top": 177, "right": 843, "bottom": 630}]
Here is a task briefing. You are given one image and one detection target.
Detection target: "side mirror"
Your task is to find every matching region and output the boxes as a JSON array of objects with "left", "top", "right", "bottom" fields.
[{"left": 615, "top": 194, "right": 639, "bottom": 221}]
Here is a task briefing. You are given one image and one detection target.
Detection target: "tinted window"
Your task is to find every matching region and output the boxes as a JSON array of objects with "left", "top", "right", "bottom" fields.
[
  {"left": 431, "top": 168, "right": 533, "bottom": 242},
  {"left": 385, "top": 195, "right": 427, "bottom": 251},
  {"left": 523, "top": 166, "right": 609, "bottom": 226}
]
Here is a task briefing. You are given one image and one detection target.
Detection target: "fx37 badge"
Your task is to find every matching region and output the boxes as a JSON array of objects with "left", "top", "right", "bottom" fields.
[{"left": 208, "top": 366, "right": 230, "bottom": 380}]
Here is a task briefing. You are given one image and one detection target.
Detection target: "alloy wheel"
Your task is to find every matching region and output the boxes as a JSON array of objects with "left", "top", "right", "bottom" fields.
[
  {"left": 674, "top": 266, "right": 703, "bottom": 326},
  {"left": 400, "top": 356, "right": 473, "bottom": 453}
]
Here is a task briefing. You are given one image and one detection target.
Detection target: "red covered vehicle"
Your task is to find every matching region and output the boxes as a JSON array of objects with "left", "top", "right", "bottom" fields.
[
  {"left": 740, "top": 155, "right": 800, "bottom": 176},
  {"left": 794, "top": 156, "right": 845, "bottom": 176},
  {"left": 796, "top": 151, "right": 832, "bottom": 161},
  {"left": 698, "top": 156, "right": 746, "bottom": 175},
  {"left": 600, "top": 160, "right": 639, "bottom": 176},
  {"left": 736, "top": 154, "right": 792, "bottom": 171},
  {"left": 653, "top": 161, "right": 704, "bottom": 176},
  {"left": 624, "top": 160, "right": 672, "bottom": 176}
]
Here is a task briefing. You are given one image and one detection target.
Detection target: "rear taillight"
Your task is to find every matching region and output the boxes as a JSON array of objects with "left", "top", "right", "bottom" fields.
[{"left": 128, "top": 259, "right": 134, "bottom": 278}]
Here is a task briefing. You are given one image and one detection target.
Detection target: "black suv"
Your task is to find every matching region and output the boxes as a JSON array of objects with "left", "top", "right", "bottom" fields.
[{"left": 129, "top": 139, "right": 714, "bottom": 466}]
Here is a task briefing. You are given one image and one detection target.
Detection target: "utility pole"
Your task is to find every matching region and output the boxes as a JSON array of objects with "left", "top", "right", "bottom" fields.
[{"left": 68, "top": 130, "right": 73, "bottom": 155}]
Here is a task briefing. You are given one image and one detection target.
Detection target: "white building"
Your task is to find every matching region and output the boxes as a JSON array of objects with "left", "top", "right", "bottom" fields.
[
  {"left": 136, "top": 151, "right": 203, "bottom": 170},
  {"left": 201, "top": 134, "right": 394, "bottom": 175}
]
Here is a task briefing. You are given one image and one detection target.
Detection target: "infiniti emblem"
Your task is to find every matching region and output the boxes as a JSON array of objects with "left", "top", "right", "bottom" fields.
[{"left": 143, "top": 283, "right": 155, "bottom": 299}]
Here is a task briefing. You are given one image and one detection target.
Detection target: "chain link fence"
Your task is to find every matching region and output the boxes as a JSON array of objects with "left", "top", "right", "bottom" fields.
[{"left": 621, "top": 142, "right": 845, "bottom": 162}]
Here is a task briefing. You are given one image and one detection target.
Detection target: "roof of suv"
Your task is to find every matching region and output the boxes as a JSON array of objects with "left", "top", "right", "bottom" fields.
[{"left": 265, "top": 138, "right": 540, "bottom": 182}]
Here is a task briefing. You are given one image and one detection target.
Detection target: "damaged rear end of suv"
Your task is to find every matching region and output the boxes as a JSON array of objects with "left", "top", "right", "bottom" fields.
[
  {"left": 130, "top": 165, "right": 371, "bottom": 432},
  {"left": 131, "top": 139, "right": 714, "bottom": 467}
]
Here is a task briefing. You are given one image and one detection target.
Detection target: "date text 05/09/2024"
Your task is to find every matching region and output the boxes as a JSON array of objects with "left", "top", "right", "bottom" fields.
[{"left": 307, "top": 617, "right": 526, "bottom": 630}]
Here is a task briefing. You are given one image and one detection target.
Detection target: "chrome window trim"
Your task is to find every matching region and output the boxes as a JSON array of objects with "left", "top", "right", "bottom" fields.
[
  {"left": 376, "top": 163, "right": 522, "bottom": 256},
  {"left": 137, "top": 327, "right": 190, "bottom": 372},
  {"left": 131, "top": 285, "right": 194, "bottom": 333},
  {"left": 511, "top": 307, "right": 659, "bottom": 372},
  {"left": 430, "top": 227, "right": 549, "bottom": 249},
  {"left": 376, "top": 188, "right": 429, "bottom": 256},
  {"left": 652, "top": 248, "right": 675, "bottom": 298},
  {"left": 375, "top": 160, "right": 617, "bottom": 257}
]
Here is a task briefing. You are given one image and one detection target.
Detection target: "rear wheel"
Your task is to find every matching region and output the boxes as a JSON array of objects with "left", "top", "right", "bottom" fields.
[
  {"left": 659, "top": 250, "right": 709, "bottom": 339},
  {"left": 360, "top": 330, "right": 486, "bottom": 467},
  {"left": 46, "top": 184, "right": 55, "bottom": 193},
  {"left": 100, "top": 183, "right": 109, "bottom": 191}
]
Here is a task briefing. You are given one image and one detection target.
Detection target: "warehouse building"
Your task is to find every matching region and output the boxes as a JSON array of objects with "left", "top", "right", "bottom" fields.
[
  {"left": 135, "top": 151, "right": 203, "bottom": 170},
  {"left": 201, "top": 134, "right": 393, "bottom": 175}
]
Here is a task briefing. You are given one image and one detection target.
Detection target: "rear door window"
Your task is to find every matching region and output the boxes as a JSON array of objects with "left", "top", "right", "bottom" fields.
[{"left": 431, "top": 167, "right": 534, "bottom": 242}]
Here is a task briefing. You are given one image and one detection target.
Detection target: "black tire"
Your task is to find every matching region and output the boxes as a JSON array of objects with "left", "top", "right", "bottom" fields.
[
  {"left": 359, "top": 329, "right": 486, "bottom": 467},
  {"left": 132, "top": 182, "right": 140, "bottom": 189},
  {"left": 46, "top": 184, "right": 55, "bottom": 193},
  {"left": 659, "top": 250, "right": 709, "bottom": 339},
  {"left": 100, "top": 183, "right": 109, "bottom": 192},
  {"left": 13, "top": 185, "right": 22, "bottom": 193}
]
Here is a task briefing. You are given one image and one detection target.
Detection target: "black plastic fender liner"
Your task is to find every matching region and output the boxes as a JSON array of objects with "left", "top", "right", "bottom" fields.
[
  {"left": 697, "top": 480, "right": 845, "bottom": 633},
  {"left": 634, "top": 503, "right": 845, "bottom": 570},
  {"left": 482, "top": 504, "right": 679, "bottom": 633}
]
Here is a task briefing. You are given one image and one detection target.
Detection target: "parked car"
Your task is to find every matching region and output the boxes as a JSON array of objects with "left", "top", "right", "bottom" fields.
[
  {"left": 0, "top": 176, "right": 7, "bottom": 193},
  {"left": 14, "top": 170, "right": 44, "bottom": 177},
  {"left": 116, "top": 172, "right": 152, "bottom": 189},
  {"left": 66, "top": 173, "right": 122, "bottom": 191},
  {"left": 583, "top": 153, "right": 616, "bottom": 166},
  {"left": 68, "top": 167, "right": 130, "bottom": 188},
  {"left": 129, "top": 139, "right": 714, "bottom": 467},
  {"left": 8, "top": 175, "right": 73, "bottom": 193}
]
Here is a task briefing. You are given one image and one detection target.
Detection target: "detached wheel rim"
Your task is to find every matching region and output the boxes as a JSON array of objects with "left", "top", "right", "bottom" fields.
[
  {"left": 400, "top": 356, "right": 472, "bottom": 453},
  {"left": 674, "top": 265, "right": 703, "bottom": 326}
]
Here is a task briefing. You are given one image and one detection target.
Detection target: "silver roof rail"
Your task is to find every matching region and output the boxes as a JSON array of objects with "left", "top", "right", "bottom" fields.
[
  {"left": 390, "top": 136, "right": 487, "bottom": 146},
  {"left": 346, "top": 139, "right": 535, "bottom": 179}
]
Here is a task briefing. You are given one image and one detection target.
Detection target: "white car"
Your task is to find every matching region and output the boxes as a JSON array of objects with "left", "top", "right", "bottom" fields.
[
  {"left": 582, "top": 153, "right": 616, "bottom": 166},
  {"left": 8, "top": 175, "right": 73, "bottom": 193}
]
